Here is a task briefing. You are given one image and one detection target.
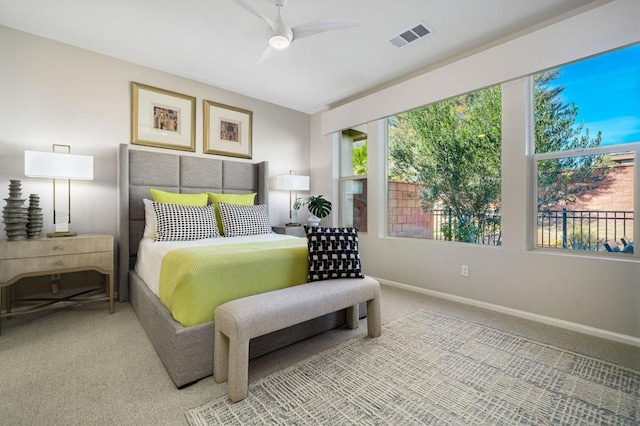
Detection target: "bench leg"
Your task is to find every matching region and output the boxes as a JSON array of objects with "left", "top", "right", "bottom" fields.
[
  {"left": 213, "top": 328, "right": 229, "bottom": 383},
  {"left": 228, "top": 338, "right": 250, "bottom": 403},
  {"left": 346, "top": 304, "right": 359, "bottom": 329},
  {"left": 366, "top": 297, "right": 381, "bottom": 337}
]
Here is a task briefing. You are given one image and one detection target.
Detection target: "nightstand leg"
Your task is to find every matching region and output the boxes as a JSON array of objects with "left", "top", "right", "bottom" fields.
[
  {"left": 108, "top": 272, "right": 114, "bottom": 314},
  {"left": 7, "top": 285, "right": 12, "bottom": 316}
]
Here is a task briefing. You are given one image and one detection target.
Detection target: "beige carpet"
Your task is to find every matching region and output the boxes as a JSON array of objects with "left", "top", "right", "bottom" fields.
[
  {"left": 187, "top": 310, "right": 639, "bottom": 425},
  {"left": 1, "top": 285, "right": 638, "bottom": 425}
]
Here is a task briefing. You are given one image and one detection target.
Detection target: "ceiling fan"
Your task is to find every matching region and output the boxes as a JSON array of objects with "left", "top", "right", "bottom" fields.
[{"left": 232, "top": 0, "right": 361, "bottom": 63}]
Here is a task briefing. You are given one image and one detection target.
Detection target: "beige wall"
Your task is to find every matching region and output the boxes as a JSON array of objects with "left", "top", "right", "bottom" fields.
[
  {"left": 314, "top": 0, "right": 640, "bottom": 341},
  {"left": 0, "top": 25, "right": 311, "bottom": 238},
  {"left": 0, "top": 25, "right": 311, "bottom": 297}
]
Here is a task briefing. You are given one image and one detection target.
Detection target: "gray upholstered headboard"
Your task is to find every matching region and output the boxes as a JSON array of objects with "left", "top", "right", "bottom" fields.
[{"left": 117, "top": 143, "right": 268, "bottom": 302}]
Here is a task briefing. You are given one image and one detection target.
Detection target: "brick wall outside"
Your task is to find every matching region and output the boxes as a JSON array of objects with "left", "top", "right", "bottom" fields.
[
  {"left": 385, "top": 164, "right": 633, "bottom": 239},
  {"left": 352, "top": 182, "right": 368, "bottom": 233},
  {"left": 555, "top": 164, "right": 634, "bottom": 212},
  {"left": 387, "top": 181, "right": 431, "bottom": 238}
]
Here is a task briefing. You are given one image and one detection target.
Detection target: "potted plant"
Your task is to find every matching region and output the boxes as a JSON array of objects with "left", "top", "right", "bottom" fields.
[{"left": 294, "top": 195, "right": 332, "bottom": 226}]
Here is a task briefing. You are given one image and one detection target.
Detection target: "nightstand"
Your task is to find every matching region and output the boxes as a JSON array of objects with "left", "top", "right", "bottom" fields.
[
  {"left": 272, "top": 225, "right": 306, "bottom": 238},
  {"left": 0, "top": 234, "right": 114, "bottom": 334}
]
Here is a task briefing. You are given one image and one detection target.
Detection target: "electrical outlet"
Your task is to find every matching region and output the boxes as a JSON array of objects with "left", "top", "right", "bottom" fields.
[{"left": 461, "top": 265, "right": 469, "bottom": 277}]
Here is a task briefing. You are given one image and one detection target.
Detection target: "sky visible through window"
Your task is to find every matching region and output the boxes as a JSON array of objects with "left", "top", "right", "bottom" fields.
[{"left": 551, "top": 43, "right": 639, "bottom": 146}]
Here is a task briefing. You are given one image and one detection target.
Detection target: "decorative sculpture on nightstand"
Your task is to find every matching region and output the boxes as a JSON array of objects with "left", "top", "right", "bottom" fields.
[
  {"left": 27, "top": 193, "right": 44, "bottom": 239},
  {"left": 2, "top": 179, "right": 28, "bottom": 241}
]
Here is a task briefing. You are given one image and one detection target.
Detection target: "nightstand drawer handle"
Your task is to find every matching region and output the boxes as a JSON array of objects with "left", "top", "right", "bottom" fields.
[
  {"left": 53, "top": 260, "right": 63, "bottom": 266},
  {"left": 53, "top": 245, "right": 64, "bottom": 251}
]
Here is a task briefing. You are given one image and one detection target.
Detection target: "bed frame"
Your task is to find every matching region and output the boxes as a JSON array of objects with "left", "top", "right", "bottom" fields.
[{"left": 117, "top": 144, "right": 348, "bottom": 387}]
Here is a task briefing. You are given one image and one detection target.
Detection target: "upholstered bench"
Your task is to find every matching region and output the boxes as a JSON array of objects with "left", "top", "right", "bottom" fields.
[{"left": 213, "top": 276, "right": 382, "bottom": 402}]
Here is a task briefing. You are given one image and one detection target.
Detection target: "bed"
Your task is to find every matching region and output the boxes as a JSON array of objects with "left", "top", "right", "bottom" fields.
[{"left": 117, "top": 144, "right": 351, "bottom": 388}]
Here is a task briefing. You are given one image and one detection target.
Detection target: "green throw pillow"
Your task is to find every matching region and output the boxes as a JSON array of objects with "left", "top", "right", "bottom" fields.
[
  {"left": 150, "top": 189, "right": 208, "bottom": 206},
  {"left": 207, "top": 192, "right": 256, "bottom": 235}
]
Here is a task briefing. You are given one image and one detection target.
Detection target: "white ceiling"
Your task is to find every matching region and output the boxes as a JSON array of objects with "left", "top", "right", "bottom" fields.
[{"left": 0, "top": 0, "right": 599, "bottom": 114}]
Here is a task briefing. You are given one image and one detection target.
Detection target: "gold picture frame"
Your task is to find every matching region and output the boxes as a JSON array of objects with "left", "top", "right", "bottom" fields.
[
  {"left": 131, "top": 82, "right": 196, "bottom": 152},
  {"left": 203, "top": 99, "right": 252, "bottom": 159}
]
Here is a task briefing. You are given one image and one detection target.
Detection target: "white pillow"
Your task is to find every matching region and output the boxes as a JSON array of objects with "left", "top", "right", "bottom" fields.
[
  {"left": 218, "top": 203, "right": 273, "bottom": 237},
  {"left": 153, "top": 202, "right": 220, "bottom": 241},
  {"left": 143, "top": 198, "right": 156, "bottom": 239}
]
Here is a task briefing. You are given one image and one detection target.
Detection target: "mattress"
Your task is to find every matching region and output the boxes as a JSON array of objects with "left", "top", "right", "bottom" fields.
[{"left": 135, "top": 234, "right": 309, "bottom": 326}]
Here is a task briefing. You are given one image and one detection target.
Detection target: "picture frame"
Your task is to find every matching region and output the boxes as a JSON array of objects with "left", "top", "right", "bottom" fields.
[
  {"left": 131, "top": 82, "right": 196, "bottom": 152},
  {"left": 203, "top": 100, "right": 252, "bottom": 159}
]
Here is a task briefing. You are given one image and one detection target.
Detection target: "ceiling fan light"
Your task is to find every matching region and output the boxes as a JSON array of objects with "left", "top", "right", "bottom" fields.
[{"left": 269, "top": 34, "right": 290, "bottom": 49}]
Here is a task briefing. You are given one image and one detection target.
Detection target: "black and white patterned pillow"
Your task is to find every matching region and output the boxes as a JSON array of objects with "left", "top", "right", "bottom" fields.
[
  {"left": 152, "top": 202, "right": 220, "bottom": 241},
  {"left": 218, "top": 202, "right": 273, "bottom": 237},
  {"left": 305, "top": 226, "right": 364, "bottom": 282}
]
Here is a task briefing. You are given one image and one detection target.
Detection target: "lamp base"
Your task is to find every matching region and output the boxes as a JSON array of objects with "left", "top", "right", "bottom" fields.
[
  {"left": 286, "top": 222, "right": 301, "bottom": 227},
  {"left": 47, "top": 231, "right": 78, "bottom": 238}
]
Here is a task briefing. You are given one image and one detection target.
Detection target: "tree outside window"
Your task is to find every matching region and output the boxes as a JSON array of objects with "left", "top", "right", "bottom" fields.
[
  {"left": 387, "top": 44, "right": 636, "bottom": 249},
  {"left": 388, "top": 85, "right": 502, "bottom": 244},
  {"left": 533, "top": 44, "right": 639, "bottom": 253}
]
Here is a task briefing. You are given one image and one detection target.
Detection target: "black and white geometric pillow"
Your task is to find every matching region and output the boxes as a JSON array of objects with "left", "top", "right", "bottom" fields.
[
  {"left": 152, "top": 202, "right": 220, "bottom": 241},
  {"left": 218, "top": 202, "right": 273, "bottom": 237},
  {"left": 305, "top": 226, "right": 364, "bottom": 282}
]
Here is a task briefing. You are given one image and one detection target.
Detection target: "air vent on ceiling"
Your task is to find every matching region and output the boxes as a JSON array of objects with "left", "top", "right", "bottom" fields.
[{"left": 388, "top": 22, "right": 433, "bottom": 49}]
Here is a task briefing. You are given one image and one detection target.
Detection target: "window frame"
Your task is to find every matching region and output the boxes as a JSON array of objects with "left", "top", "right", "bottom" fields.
[
  {"left": 384, "top": 85, "right": 503, "bottom": 244},
  {"left": 338, "top": 126, "right": 368, "bottom": 231},
  {"left": 532, "top": 143, "right": 639, "bottom": 255},
  {"left": 339, "top": 175, "right": 368, "bottom": 229}
]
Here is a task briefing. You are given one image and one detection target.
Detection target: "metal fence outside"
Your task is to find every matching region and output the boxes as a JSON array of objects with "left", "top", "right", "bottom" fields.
[
  {"left": 432, "top": 209, "right": 502, "bottom": 245},
  {"left": 431, "top": 208, "right": 633, "bottom": 251},
  {"left": 537, "top": 208, "right": 633, "bottom": 251}
]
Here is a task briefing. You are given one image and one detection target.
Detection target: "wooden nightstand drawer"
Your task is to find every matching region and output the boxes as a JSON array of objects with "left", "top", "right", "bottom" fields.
[
  {"left": 0, "top": 252, "right": 113, "bottom": 283},
  {"left": 0, "top": 234, "right": 113, "bottom": 260},
  {"left": 0, "top": 233, "right": 115, "bottom": 334}
]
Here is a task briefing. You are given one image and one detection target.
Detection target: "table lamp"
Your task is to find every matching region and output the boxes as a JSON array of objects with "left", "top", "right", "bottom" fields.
[
  {"left": 276, "top": 171, "right": 309, "bottom": 226},
  {"left": 24, "top": 145, "right": 94, "bottom": 237}
]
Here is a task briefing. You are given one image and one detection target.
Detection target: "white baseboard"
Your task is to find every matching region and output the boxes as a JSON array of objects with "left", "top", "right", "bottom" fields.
[{"left": 375, "top": 277, "right": 640, "bottom": 348}]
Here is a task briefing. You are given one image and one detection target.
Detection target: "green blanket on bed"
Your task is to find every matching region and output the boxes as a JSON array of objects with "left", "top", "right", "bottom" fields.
[{"left": 159, "top": 238, "right": 309, "bottom": 327}]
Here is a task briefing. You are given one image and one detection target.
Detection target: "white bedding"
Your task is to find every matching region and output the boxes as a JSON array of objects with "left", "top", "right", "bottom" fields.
[{"left": 135, "top": 233, "right": 298, "bottom": 296}]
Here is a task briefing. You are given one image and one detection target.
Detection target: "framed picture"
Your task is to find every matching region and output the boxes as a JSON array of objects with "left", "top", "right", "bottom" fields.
[
  {"left": 131, "top": 82, "right": 196, "bottom": 152},
  {"left": 204, "top": 100, "right": 252, "bottom": 159}
]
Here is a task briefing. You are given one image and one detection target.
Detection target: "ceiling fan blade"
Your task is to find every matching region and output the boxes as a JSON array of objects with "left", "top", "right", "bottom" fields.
[
  {"left": 256, "top": 46, "right": 275, "bottom": 64},
  {"left": 231, "top": 0, "right": 275, "bottom": 31},
  {"left": 292, "top": 19, "right": 361, "bottom": 41}
]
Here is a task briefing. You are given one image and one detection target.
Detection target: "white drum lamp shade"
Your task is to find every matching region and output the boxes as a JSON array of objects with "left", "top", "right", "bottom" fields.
[
  {"left": 277, "top": 173, "right": 309, "bottom": 225},
  {"left": 24, "top": 151, "right": 94, "bottom": 180},
  {"left": 276, "top": 174, "right": 309, "bottom": 192},
  {"left": 24, "top": 149, "right": 94, "bottom": 236}
]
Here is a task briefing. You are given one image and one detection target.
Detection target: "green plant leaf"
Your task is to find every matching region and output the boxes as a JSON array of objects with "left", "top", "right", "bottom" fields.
[{"left": 293, "top": 195, "right": 332, "bottom": 218}]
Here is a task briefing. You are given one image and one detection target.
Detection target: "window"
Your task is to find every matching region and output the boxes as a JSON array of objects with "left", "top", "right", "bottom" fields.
[
  {"left": 339, "top": 126, "right": 368, "bottom": 231},
  {"left": 533, "top": 44, "right": 638, "bottom": 253},
  {"left": 387, "top": 85, "right": 502, "bottom": 244}
]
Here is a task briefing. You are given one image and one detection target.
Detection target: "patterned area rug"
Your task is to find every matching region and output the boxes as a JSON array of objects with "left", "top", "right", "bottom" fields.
[{"left": 186, "top": 310, "right": 639, "bottom": 425}]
